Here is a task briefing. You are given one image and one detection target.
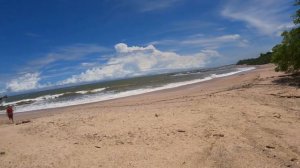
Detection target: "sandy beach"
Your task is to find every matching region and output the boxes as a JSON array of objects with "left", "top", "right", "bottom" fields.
[{"left": 0, "top": 64, "right": 299, "bottom": 168}]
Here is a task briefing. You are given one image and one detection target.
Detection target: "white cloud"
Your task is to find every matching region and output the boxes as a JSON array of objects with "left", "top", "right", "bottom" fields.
[
  {"left": 151, "top": 34, "right": 248, "bottom": 49},
  {"left": 221, "top": 0, "right": 294, "bottom": 36},
  {"left": 128, "top": 0, "right": 182, "bottom": 12},
  {"left": 115, "top": 43, "right": 156, "bottom": 53},
  {"left": 81, "top": 62, "right": 99, "bottom": 68},
  {"left": 182, "top": 34, "right": 242, "bottom": 46},
  {"left": 28, "top": 44, "right": 109, "bottom": 70},
  {"left": 58, "top": 43, "right": 219, "bottom": 85},
  {"left": 6, "top": 73, "right": 42, "bottom": 92}
]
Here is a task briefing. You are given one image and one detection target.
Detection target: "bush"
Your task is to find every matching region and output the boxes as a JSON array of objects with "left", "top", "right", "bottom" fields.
[{"left": 271, "top": 0, "right": 300, "bottom": 73}]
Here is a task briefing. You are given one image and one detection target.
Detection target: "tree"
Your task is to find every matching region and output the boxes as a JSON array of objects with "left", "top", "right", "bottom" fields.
[
  {"left": 272, "top": 0, "right": 300, "bottom": 72},
  {"left": 294, "top": 0, "right": 300, "bottom": 24}
]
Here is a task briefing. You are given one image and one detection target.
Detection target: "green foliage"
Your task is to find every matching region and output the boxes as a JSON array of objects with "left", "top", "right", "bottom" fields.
[
  {"left": 272, "top": 28, "right": 300, "bottom": 72},
  {"left": 271, "top": 0, "right": 300, "bottom": 73},
  {"left": 293, "top": 0, "right": 300, "bottom": 24},
  {"left": 237, "top": 52, "right": 272, "bottom": 65}
]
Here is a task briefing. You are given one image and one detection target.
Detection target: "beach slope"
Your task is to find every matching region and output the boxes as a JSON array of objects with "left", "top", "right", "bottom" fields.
[{"left": 0, "top": 64, "right": 299, "bottom": 168}]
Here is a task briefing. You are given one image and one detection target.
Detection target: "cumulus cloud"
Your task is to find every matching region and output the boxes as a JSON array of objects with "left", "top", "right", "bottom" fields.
[
  {"left": 6, "top": 73, "right": 42, "bottom": 92},
  {"left": 58, "top": 43, "right": 219, "bottom": 85},
  {"left": 115, "top": 43, "right": 156, "bottom": 53},
  {"left": 221, "top": 0, "right": 294, "bottom": 36}
]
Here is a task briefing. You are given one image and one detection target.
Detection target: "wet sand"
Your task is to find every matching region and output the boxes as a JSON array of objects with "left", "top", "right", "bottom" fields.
[{"left": 0, "top": 64, "right": 299, "bottom": 168}]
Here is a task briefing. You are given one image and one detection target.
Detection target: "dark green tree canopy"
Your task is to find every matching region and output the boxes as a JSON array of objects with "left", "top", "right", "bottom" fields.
[
  {"left": 294, "top": 0, "right": 300, "bottom": 24},
  {"left": 237, "top": 52, "right": 272, "bottom": 65},
  {"left": 272, "top": 0, "right": 300, "bottom": 73}
]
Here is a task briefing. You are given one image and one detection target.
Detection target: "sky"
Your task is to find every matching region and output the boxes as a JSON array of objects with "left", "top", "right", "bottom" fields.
[{"left": 0, "top": 0, "right": 296, "bottom": 94}]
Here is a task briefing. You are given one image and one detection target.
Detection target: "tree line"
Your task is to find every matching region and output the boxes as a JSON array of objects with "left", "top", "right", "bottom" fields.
[{"left": 237, "top": 52, "right": 272, "bottom": 65}]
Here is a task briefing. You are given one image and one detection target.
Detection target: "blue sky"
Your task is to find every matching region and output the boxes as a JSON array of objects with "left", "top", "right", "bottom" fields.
[{"left": 0, "top": 0, "right": 296, "bottom": 93}]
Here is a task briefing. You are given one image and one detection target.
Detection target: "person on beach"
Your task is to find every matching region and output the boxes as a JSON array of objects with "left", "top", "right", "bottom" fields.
[{"left": 6, "top": 105, "right": 14, "bottom": 123}]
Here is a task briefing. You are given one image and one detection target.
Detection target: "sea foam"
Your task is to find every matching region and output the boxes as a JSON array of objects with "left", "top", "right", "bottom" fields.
[{"left": 75, "top": 88, "right": 106, "bottom": 94}]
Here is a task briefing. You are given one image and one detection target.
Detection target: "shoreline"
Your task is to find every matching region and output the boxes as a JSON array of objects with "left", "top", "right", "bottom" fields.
[
  {"left": 0, "top": 65, "right": 257, "bottom": 121},
  {"left": 1, "top": 64, "right": 299, "bottom": 168},
  {"left": 0, "top": 66, "right": 256, "bottom": 121}
]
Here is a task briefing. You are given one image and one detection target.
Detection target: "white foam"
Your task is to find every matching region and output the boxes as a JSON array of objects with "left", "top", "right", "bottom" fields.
[
  {"left": 3, "top": 93, "right": 64, "bottom": 106},
  {"left": 14, "top": 67, "right": 255, "bottom": 113},
  {"left": 75, "top": 91, "right": 88, "bottom": 94},
  {"left": 75, "top": 88, "right": 106, "bottom": 94},
  {"left": 90, "top": 88, "right": 106, "bottom": 93},
  {"left": 172, "top": 71, "right": 200, "bottom": 76},
  {"left": 211, "top": 67, "right": 256, "bottom": 78}
]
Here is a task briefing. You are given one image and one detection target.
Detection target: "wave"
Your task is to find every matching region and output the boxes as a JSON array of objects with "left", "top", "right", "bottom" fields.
[
  {"left": 13, "top": 67, "right": 255, "bottom": 113},
  {"left": 211, "top": 67, "right": 256, "bottom": 78},
  {"left": 91, "top": 88, "right": 106, "bottom": 93},
  {"left": 75, "top": 88, "right": 106, "bottom": 94},
  {"left": 75, "top": 91, "right": 88, "bottom": 94},
  {"left": 172, "top": 71, "right": 201, "bottom": 77},
  {"left": 3, "top": 93, "right": 64, "bottom": 106}
]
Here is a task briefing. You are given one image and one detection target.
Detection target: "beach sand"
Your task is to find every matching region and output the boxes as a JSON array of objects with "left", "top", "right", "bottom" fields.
[{"left": 0, "top": 64, "right": 299, "bottom": 168}]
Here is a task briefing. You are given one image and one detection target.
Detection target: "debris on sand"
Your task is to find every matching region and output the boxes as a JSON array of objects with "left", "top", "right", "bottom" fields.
[
  {"left": 265, "top": 145, "right": 275, "bottom": 149},
  {"left": 177, "top": 129, "right": 186, "bottom": 133},
  {"left": 15, "top": 120, "right": 31, "bottom": 125},
  {"left": 273, "top": 113, "right": 281, "bottom": 119},
  {"left": 213, "top": 134, "right": 224, "bottom": 137},
  {"left": 0, "top": 151, "right": 5, "bottom": 155}
]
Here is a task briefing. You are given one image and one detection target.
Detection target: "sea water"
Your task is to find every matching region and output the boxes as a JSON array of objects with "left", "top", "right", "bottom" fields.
[{"left": 0, "top": 65, "right": 255, "bottom": 113}]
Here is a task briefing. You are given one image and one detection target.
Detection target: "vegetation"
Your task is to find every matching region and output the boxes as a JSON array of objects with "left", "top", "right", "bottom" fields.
[
  {"left": 271, "top": 0, "right": 300, "bottom": 73},
  {"left": 237, "top": 52, "right": 272, "bottom": 65},
  {"left": 237, "top": 1, "right": 300, "bottom": 73}
]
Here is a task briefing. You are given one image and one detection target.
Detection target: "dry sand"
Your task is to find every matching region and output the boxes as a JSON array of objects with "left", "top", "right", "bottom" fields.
[{"left": 0, "top": 64, "right": 299, "bottom": 168}]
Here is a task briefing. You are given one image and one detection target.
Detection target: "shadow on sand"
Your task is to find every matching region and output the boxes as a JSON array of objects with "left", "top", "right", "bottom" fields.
[{"left": 272, "top": 72, "right": 300, "bottom": 88}]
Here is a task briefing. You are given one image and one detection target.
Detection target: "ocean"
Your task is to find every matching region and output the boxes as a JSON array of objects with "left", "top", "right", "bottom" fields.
[{"left": 0, "top": 65, "right": 255, "bottom": 113}]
